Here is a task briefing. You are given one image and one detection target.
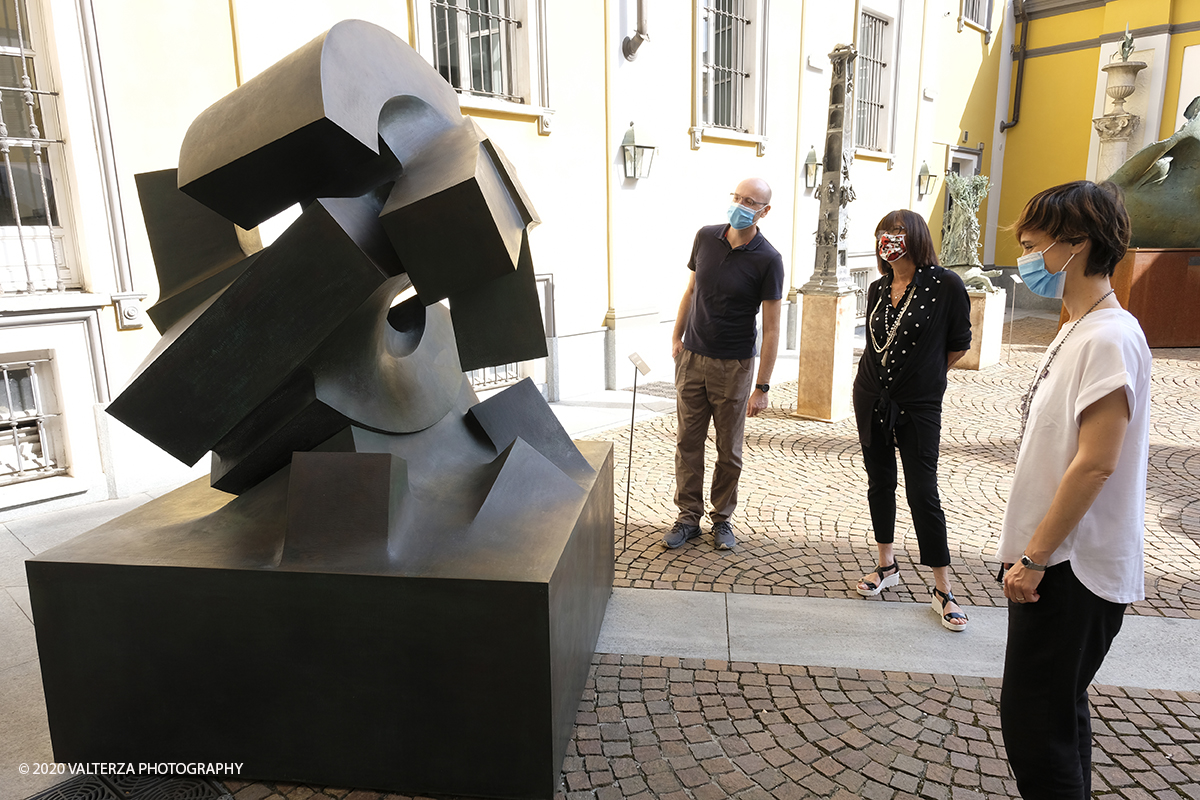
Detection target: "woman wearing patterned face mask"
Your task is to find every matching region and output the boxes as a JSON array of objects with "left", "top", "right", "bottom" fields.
[
  {"left": 851, "top": 210, "right": 972, "bottom": 631},
  {"left": 998, "top": 181, "right": 1150, "bottom": 799}
]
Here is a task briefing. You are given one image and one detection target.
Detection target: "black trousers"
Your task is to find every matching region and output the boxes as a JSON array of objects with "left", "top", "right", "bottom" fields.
[
  {"left": 1000, "top": 561, "right": 1126, "bottom": 799},
  {"left": 860, "top": 412, "right": 950, "bottom": 567}
]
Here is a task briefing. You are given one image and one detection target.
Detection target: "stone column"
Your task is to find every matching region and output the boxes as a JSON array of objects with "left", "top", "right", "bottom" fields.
[
  {"left": 1093, "top": 60, "right": 1147, "bottom": 181},
  {"left": 794, "top": 44, "right": 859, "bottom": 423}
]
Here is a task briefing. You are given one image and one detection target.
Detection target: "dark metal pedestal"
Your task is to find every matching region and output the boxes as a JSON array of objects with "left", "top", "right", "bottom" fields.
[{"left": 27, "top": 441, "right": 613, "bottom": 800}]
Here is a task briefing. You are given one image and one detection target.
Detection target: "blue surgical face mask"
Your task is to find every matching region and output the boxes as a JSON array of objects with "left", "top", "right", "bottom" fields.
[
  {"left": 727, "top": 203, "right": 757, "bottom": 230},
  {"left": 1017, "top": 241, "right": 1073, "bottom": 299}
]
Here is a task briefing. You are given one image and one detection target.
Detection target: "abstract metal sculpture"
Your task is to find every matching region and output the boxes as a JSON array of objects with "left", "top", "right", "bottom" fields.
[
  {"left": 1109, "top": 99, "right": 1200, "bottom": 248},
  {"left": 28, "top": 20, "right": 613, "bottom": 800}
]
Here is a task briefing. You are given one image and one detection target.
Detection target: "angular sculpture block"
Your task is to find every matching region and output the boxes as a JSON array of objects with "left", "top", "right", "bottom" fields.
[
  {"left": 468, "top": 378, "right": 593, "bottom": 484},
  {"left": 134, "top": 168, "right": 261, "bottom": 334},
  {"left": 178, "top": 20, "right": 461, "bottom": 229},
  {"left": 448, "top": 232, "right": 550, "bottom": 372},
  {"left": 108, "top": 191, "right": 402, "bottom": 466},
  {"left": 28, "top": 440, "right": 614, "bottom": 800},
  {"left": 379, "top": 121, "right": 529, "bottom": 304},
  {"left": 281, "top": 451, "right": 408, "bottom": 570}
]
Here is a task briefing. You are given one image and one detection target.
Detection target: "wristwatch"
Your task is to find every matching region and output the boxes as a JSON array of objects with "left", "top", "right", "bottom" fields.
[
  {"left": 755, "top": 383, "right": 770, "bottom": 393},
  {"left": 1019, "top": 554, "right": 1048, "bottom": 572}
]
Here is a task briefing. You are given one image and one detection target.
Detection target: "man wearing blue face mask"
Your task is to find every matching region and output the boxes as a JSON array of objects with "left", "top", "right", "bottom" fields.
[{"left": 664, "top": 178, "right": 785, "bottom": 551}]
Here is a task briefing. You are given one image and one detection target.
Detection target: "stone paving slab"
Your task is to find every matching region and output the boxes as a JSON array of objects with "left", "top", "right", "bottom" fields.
[
  {"left": 596, "top": 588, "right": 1200, "bottom": 693},
  {"left": 220, "top": 654, "right": 1200, "bottom": 800},
  {"left": 601, "top": 318, "right": 1200, "bottom": 619}
]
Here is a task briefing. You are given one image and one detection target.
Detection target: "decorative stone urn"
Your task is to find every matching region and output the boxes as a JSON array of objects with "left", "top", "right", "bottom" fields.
[{"left": 1101, "top": 60, "right": 1147, "bottom": 114}]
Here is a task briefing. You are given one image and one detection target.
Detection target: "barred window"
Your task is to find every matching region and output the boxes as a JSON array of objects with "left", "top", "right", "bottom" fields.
[
  {"left": 961, "top": 0, "right": 988, "bottom": 28},
  {"left": 692, "top": 0, "right": 768, "bottom": 148},
  {"left": 431, "top": 0, "right": 521, "bottom": 103},
  {"left": 0, "top": 0, "right": 70, "bottom": 295},
  {"left": 1, "top": 355, "right": 64, "bottom": 486},
  {"left": 855, "top": 10, "right": 891, "bottom": 152},
  {"left": 701, "top": 0, "right": 750, "bottom": 131}
]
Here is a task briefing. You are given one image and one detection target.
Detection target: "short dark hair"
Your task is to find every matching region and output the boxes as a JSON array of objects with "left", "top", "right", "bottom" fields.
[
  {"left": 873, "top": 209, "right": 938, "bottom": 275},
  {"left": 1013, "top": 180, "right": 1130, "bottom": 277}
]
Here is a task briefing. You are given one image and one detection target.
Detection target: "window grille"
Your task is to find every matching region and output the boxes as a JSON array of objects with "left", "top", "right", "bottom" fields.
[
  {"left": 0, "top": 0, "right": 67, "bottom": 295},
  {"left": 431, "top": 0, "right": 521, "bottom": 103},
  {"left": 855, "top": 11, "right": 888, "bottom": 151},
  {"left": 701, "top": 0, "right": 751, "bottom": 131},
  {"left": 962, "top": 0, "right": 986, "bottom": 27},
  {"left": 467, "top": 361, "right": 522, "bottom": 390},
  {"left": 0, "top": 356, "right": 63, "bottom": 486}
]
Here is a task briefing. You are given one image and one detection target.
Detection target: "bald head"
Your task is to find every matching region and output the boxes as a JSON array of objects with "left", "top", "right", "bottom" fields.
[{"left": 735, "top": 178, "right": 772, "bottom": 207}]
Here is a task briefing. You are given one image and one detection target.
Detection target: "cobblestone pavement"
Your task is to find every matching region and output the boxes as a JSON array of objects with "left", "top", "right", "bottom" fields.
[
  {"left": 605, "top": 317, "right": 1200, "bottom": 619},
  {"left": 223, "top": 654, "right": 1200, "bottom": 800}
]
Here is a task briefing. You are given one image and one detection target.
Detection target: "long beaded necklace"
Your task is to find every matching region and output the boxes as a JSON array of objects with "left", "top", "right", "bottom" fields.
[
  {"left": 869, "top": 281, "right": 916, "bottom": 367},
  {"left": 1017, "top": 289, "right": 1115, "bottom": 450}
]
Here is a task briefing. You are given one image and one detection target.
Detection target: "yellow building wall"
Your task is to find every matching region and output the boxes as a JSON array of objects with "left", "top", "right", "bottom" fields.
[
  {"left": 1160, "top": 29, "right": 1200, "bottom": 137},
  {"left": 996, "top": 0, "right": 1200, "bottom": 265},
  {"left": 922, "top": 0, "right": 1006, "bottom": 259},
  {"left": 995, "top": 48, "right": 1100, "bottom": 265},
  {"left": 1106, "top": 0, "right": 1173, "bottom": 31}
]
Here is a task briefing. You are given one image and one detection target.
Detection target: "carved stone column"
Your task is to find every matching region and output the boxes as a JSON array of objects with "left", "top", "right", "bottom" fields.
[
  {"left": 794, "top": 44, "right": 858, "bottom": 423},
  {"left": 1093, "top": 60, "right": 1147, "bottom": 180},
  {"left": 1094, "top": 113, "right": 1139, "bottom": 181}
]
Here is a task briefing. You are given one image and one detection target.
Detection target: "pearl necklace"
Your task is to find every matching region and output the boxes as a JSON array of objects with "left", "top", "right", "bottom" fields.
[
  {"left": 1017, "top": 289, "right": 1115, "bottom": 450},
  {"left": 869, "top": 281, "right": 916, "bottom": 367}
]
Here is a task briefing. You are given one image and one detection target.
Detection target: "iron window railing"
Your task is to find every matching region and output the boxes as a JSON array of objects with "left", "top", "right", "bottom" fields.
[
  {"left": 701, "top": 0, "right": 751, "bottom": 131},
  {"left": 1, "top": 357, "right": 63, "bottom": 486},
  {"left": 431, "top": 0, "right": 522, "bottom": 103},
  {"left": 0, "top": 0, "right": 67, "bottom": 295},
  {"left": 855, "top": 11, "right": 888, "bottom": 151}
]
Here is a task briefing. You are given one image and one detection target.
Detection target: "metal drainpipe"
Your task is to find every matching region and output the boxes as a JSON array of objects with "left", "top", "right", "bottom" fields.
[
  {"left": 1000, "top": 0, "right": 1029, "bottom": 132},
  {"left": 623, "top": 0, "right": 649, "bottom": 61}
]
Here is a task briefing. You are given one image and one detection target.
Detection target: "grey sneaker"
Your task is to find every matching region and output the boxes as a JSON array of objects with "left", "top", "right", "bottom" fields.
[
  {"left": 663, "top": 521, "right": 702, "bottom": 549},
  {"left": 713, "top": 520, "right": 736, "bottom": 550}
]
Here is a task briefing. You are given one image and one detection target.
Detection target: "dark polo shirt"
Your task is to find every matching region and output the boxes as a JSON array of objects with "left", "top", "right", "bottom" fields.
[{"left": 683, "top": 223, "right": 785, "bottom": 360}]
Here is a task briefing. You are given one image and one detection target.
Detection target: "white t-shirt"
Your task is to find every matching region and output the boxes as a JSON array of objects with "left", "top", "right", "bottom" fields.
[{"left": 997, "top": 307, "right": 1151, "bottom": 604}]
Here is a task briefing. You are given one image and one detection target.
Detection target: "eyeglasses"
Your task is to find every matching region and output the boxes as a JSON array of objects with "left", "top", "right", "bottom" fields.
[
  {"left": 879, "top": 225, "right": 907, "bottom": 236},
  {"left": 730, "top": 193, "right": 767, "bottom": 210}
]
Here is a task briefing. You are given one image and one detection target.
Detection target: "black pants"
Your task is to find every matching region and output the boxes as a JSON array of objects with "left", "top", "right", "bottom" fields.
[
  {"left": 1000, "top": 561, "right": 1126, "bottom": 799},
  {"left": 860, "top": 413, "right": 950, "bottom": 567}
]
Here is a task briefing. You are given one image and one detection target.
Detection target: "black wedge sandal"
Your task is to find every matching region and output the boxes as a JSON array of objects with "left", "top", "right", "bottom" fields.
[
  {"left": 932, "top": 587, "right": 968, "bottom": 631},
  {"left": 856, "top": 562, "right": 900, "bottom": 597}
]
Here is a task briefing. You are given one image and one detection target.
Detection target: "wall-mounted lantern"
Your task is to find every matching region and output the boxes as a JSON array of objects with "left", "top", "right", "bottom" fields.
[
  {"left": 803, "top": 147, "right": 823, "bottom": 190},
  {"left": 917, "top": 161, "right": 939, "bottom": 198},
  {"left": 621, "top": 123, "right": 656, "bottom": 180}
]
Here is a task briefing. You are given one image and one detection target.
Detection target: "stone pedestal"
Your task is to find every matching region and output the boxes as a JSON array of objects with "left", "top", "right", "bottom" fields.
[
  {"left": 1057, "top": 248, "right": 1200, "bottom": 347},
  {"left": 954, "top": 289, "right": 1005, "bottom": 371},
  {"left": 792, "top": 293, "right": 857, "bottom": 422}
]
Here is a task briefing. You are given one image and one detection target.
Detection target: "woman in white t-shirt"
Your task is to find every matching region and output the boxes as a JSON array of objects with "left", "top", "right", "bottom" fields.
[{"left": 997, "top": 180, "right": 1151, "bottom": 800}]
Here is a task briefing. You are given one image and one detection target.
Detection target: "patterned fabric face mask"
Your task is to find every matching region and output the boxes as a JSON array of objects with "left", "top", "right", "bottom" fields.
[{"left": 878, "top": 232, "right": 908, "bottom": 263}]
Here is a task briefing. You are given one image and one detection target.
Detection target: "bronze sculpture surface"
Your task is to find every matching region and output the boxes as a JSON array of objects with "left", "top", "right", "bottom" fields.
[{"left": 1109, "top": 98, "right": 1200, "bottom": 248}]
